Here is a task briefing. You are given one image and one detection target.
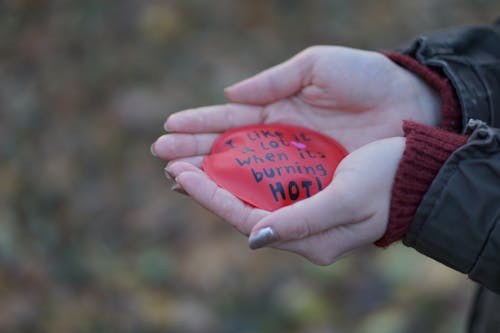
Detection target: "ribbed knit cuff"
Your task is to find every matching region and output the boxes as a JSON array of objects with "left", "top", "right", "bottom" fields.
[
  {"left": 385, "top": 52, "right": 462, "bottom": 133},
  {"left": 375, "top": 122, "right": 468, "bottom": 247},
  {"left": 374, "top": 52, "right": 465, "bottom": 247}
]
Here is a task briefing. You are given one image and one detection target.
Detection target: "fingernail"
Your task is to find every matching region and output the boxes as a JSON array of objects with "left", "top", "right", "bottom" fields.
[
  {"left": 164, "top": 166, "right": 174, "bottom": 180},
  {"left": 171, "top": 182, "right": 187, "bottom": 195},
  {"left": 248, "top": 227, "right": 278, "bottom": 250},
  {"left": 165, "top": 114, "right": 182, "bottom": 132},
  {"left": 150, "top": 143, "right": 158, "bottom": 157},
  {"left": 163, "top": 113, "right": 174, "bottom": 131},
  {"left": 223, "top": 85, "right": 235, "bottom": 96},
  {"left": 163, "top": 167, "right": 177, "bottom": 189}
]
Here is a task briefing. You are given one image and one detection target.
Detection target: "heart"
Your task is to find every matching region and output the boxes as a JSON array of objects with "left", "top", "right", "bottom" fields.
[{"left": 203, "top": 123, "right": 347, "bottom": 212}]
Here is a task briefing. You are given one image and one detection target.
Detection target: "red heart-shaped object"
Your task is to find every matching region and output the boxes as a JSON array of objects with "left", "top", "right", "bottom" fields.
[{"left": 203, "top": 124, "right": 347, "bottom": 211}]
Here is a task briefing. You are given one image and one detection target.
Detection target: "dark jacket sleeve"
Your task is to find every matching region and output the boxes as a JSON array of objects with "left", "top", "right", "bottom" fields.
[
  {"left": 399, "top": 22, "right": 500, "bottom": 294},
  {"left": 399, "top": 21, "right": 500, "bottom": 130},
  {"left": 403, "top": 124, "right": 500, "bottom": 294}
]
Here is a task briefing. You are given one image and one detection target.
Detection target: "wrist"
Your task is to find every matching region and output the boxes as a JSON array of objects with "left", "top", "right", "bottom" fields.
[
  {"left": 375, "top": 122, "right": 468, "bottom": 247},
  {"left": 385, "top": 52, "right": 462, "bottom": 132},
  {"left": 405, "top": 68, "right": 441, "bottom": 127}
]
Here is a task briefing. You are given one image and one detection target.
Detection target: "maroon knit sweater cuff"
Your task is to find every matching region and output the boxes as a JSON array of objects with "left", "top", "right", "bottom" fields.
[
  {"left": 374, "top": 52, "right": 464, "bottom": 247},
  {"left": 374, "top": 122, "right": 468, "bottom": 247},
  {"left": 385, "top": 52, "right": 462, "bottom": 132}
]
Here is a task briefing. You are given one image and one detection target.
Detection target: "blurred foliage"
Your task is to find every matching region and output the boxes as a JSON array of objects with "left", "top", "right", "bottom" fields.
[{"left": 1, "top": 0, "right": 498, "bottom": 332}]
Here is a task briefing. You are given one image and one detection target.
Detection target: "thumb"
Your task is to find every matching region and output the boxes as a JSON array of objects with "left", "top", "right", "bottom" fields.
[
  {"left": 247, "top": 180, "right": 355, "bottom": 249},
  {"left": 225, "top": 50, "right": 313, "bottom": 105}
]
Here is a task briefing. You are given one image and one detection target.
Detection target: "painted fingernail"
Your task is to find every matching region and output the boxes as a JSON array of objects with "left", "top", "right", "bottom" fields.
[
  {"left": 163, "top": 167, "right": 177, "bottom": 189},
  {"left": 248, "top": 227, "right": 278, "bottom": 250},
  {"left": 171, "top": 183, "right": 187, "bottom": 195},
  {"left": 150, "top": 143, "right": 158, "bottom": 157},
  {"left": 164, "top": 166, "right": 174, "bottom": 180}
]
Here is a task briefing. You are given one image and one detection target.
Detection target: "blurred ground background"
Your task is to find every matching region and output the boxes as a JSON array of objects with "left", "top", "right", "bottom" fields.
[{"left": 1, "top": 1, "right": 499, "bottom": 332}]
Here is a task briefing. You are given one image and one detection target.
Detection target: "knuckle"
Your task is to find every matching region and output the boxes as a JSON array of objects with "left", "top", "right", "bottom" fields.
[
  {"left": 297, "top": 46, "right": 321, "bottom": 65},
  {"left": 289, "top": 214, "right": 313, "bottom": 239},
  {"left": 302, "top": 45, "right": 319, "bottom": 56},
  {"left": 302, "top": 45, "right": 325, "bottom": 56},
  {"left": 189, "top": 134, "right": 200, "bottom": 154},
  {"left": 238, "top": 208, "right": 254, "bottom": 236}
]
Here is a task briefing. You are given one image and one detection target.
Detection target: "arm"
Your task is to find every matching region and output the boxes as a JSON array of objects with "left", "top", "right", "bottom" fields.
[
  {"left": 379, "top": 21, "right": 500, "bottom": 293},
  {"left": 397, "top": 21, "right": 500, "bottom": 128},
  {"left": 153, "top": 21, "right": 500, "bottom": 292},
  {"left": 403, "top": 122, "right": 500, "bottom": 294}
]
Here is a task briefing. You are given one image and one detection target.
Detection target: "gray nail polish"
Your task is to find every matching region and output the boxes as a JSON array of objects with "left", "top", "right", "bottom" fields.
[{"left": 248, "top": 227, "right": 278, "bottom": 250}]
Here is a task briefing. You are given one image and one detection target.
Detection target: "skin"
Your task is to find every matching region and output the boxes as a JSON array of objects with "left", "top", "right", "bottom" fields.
[{"left": 152, "top": 46, "right": 440, "bottom": 265}]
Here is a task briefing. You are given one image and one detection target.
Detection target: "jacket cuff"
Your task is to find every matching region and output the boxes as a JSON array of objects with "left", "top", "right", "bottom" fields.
[
  {"left": 385, "top": 52, "right": 462, "bottom": 132},
  {"left": 404, "top": 126, "right": 500, "bottom": 293},
  {"left": 393, "top": 25, "right": 500, "bottom": 129},
  {"left": 375, "top": 122, "right": 467, "bottom": 247}
]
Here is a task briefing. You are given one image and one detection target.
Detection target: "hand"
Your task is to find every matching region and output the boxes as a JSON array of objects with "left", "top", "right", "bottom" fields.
[
  {"left": 165, "top": 137, "right": 405, "bottom": 265},
  {"left": 152, "top": 46, "right": 439, "bottom": 159},
  {"left": 152, "top": 46, "right": 433, "bottom": 264}
]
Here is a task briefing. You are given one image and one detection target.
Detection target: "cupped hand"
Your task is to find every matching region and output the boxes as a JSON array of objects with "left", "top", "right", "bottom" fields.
[
  {"left": 152, "top": 46, "right": 439, "bottom": 159},
  {"left": 166, "top": 137, "right": 405, "bottom": 265},
  {"left": 152, "top": 46, "right": 433, "bottom": 264}
]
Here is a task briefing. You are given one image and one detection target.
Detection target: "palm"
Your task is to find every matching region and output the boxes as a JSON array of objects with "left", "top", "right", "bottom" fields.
[
  {"left": 165, "top": 137, "right": 405, "bottom": 265},
  {"left": 152, "top": 46, "right": 438, "bottom": 262},
  {"left": 253, "top": 95, "right": 398, "bottom": 152},
  {"left": 155, "top": 46, "right": 439, "bottom": 159},
  {"left": 251, "top": 46, "right": 422, "bottom": 151}
]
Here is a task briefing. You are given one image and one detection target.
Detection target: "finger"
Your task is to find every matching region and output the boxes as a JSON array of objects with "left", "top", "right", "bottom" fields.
[
  {"left": 271, "top": 221, "right": 375, "bottom": 265},
  {"left": 163, "top": 160, "right": 203, "bottom": 192},
  {"left": 166, "top": 160, "right": 204, "bottom": 178},
  {"left": 248, "top": 178, "right": 362, "bottom": 248},
  {"left": 167, "top": 155, "right": 204, "bottom": 169},
  {"left": 270, "top": 228, "right": 346, "bottom": 265},
  {"left": 165, "top": 104, "right": 264, "bottom": 133},
  {"left": 174, "top": 170, "right": 269, "bottom": 235},
  {"left": 152, "top": 133, "right": 218, "bottom": 160},
  {"left": 224, "top": 50, "right": 312, "bottom": 105}
]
